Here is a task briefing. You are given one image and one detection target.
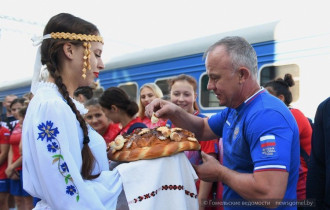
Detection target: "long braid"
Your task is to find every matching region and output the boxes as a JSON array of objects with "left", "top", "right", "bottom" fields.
[{"left": 48, "top": 64, "right": 99, "bottom": 180}]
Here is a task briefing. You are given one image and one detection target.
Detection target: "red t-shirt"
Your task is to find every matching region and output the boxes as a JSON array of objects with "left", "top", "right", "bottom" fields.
[
  {"left": 120, "top": 117, "right": 144, "bottom": 135},
  {"left": 103, "top": 123, "right": 122, "bottom": 144},
  {"left": 9, "top": 123, "right": 22, "bottom": 171},
  {"left": 290, "top": 108, "right": 312, "bottom": 200},
  {"left": 0, "top": 126, "right": 10, "bottom": 179}
]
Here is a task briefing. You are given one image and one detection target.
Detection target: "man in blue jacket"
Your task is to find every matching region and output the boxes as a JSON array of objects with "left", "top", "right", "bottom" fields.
[{"left": 306, "top": 97, "right": 330, "bottom": 209}]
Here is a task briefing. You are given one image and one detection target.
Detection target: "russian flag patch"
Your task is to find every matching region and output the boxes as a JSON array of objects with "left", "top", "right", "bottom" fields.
[
  {"left": 260, "top": 135, "right": 276, "bottom": 147},
  {"left": 260, "top": 135, "right": 277, "bottom": 157}
]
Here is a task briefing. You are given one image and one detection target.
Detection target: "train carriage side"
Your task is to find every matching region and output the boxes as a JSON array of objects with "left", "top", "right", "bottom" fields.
[
  {"left": 99, "top": 23, "right": 276, "bottom": 117},
  {"left": 99, "top": 53, "right": 206, "bottom": 102},
  {"left": 99, "top": 43, "right": 275, "bottom": 116}
]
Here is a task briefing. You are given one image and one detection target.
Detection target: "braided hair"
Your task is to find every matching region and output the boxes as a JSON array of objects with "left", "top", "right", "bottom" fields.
[{"left": 40, "top": 13, "right": 99, "bottom": 180}]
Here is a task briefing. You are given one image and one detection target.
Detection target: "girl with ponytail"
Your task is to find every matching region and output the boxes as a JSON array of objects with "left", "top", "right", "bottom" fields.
[
  {"left": 22, "top": 13, "right": 122, "bottom": 209},
  {"left": 99, "top": 87, "right": 147, "bottom": 135}
]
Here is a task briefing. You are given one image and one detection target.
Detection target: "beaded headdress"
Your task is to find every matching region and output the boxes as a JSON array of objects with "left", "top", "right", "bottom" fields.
[
  {"left": 31, "top": 32, "right": 104, "bottom": 94},
  {"left": 46, "top": 32, "right": 103, "bottom": 79}
]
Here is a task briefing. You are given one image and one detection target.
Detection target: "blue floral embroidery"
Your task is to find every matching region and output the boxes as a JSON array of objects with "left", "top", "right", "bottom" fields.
[
  {"left": 61, "top": 162, "right": 69, "bottom": 172},
  {"left": 37, "top": 121, "right": 59, "bottom": 142},
  {"left": 37, "top": 120, "right": 79, "bottom": 202},
  {"left": 66, "top": 185, "right": 77, "bottom": 195},
  {"left": 47, "top": 142, "right": 59, "bottom": 153}
]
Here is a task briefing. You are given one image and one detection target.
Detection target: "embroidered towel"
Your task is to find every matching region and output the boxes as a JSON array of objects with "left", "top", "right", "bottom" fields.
[{"left": 116, "top": 152, "right": 198, "bottom": 210}]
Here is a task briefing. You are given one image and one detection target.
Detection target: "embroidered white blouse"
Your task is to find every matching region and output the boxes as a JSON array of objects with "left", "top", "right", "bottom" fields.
[{"left": 22, "top": 82, "right": 122, "bottom": 210}]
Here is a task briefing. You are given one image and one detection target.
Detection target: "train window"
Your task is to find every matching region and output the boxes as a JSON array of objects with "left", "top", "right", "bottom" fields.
[
  {"left": 155, "top": 77, "right": 173, "bottom": 99},
  {"left": 200, "top": 74, "right": 221, "bottom": 108},
  {"left": 118, "top": 82, "right": 138, "bottom": 102},
  {"left": 259, "top": 64, "right": 300, "bottom": 102}
]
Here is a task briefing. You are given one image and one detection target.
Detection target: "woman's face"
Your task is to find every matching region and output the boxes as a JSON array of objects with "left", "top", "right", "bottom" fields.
[
  {"left": 11, "top": 102, "right": 24, "bottom": 119},
  {"left": 102, "top": 106, "right": 120, "bottom": 124},
  {"left": 170, "top": 80, "right": 196, "bottom": 114},
  {"left": 75, "top": 41, "right": 105, "bottom": 87},
  {"left": 140, "top": 87, "right": 157, "bottom": 107},
  {"left": 84, "top": 105, "right": 109, "bottom": 134}
]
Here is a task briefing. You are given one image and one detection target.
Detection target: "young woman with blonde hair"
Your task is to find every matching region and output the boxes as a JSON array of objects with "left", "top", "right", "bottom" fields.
[{"left": 138, "top": 83, "right": 166, "bottom": 128}]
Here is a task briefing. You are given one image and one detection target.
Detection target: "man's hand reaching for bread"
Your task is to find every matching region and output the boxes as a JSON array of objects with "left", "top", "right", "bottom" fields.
[{"left": 145, "top": 98, "right": 177, "bottom": 120}]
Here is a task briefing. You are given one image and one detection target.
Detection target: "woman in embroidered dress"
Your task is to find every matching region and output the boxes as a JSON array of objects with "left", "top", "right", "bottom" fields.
[
  {"left": 99, "top": 87, "right": 147, "bottom": 135},
  {"left": 166, "top": 74, "right": 221, "bottom": 210},
  {"left": 137, "top": 83, "right": 166, "bottom": 128},
  {"left": 22, "top": 13, "right": 122, "bottom": 209}
]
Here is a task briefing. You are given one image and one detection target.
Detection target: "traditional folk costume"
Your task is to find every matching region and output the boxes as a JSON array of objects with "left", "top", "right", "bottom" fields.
[
  {"left": 23, "top": 32, "right": 122, "bottom": 209},
  {"left": 22, "top": 82, "right": 122, "bottom": 209}
]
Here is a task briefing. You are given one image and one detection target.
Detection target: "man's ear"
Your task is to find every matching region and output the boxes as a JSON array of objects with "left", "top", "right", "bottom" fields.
[
  {"left": 62, "top": 43, "right": 74, "bottom": 60},
  {"left": 238, "top": 67, "right": 250, "bottom": 84}
]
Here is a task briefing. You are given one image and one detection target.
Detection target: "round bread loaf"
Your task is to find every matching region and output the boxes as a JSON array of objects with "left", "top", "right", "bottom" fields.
[{"left": 108, "top": 126, "right": 201, "bottom": 162}]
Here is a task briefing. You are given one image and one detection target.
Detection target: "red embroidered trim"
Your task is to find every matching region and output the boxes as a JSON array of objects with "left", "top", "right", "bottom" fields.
[{"left": 128, "top": 184, "right": 197, "bottom": 204}]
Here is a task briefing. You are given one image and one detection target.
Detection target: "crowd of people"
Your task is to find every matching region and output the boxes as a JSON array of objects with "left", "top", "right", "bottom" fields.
[{"left": 0, "top": 12, "right": 329, "bottom": 210}]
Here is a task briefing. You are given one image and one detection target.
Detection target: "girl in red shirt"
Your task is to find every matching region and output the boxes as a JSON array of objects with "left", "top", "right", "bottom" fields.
[
  {"left": 0, "top": 124, "right": 10, "bottom": 210},
  {"left": 99, "top": 87, "right": 147, "bottom": 136},
  {"left": 166, "top": 74, "right": 221, "bottom": 210},
  {"left": 84, "top": 98, "right": 121, "bottom": 144},
  {"left": 6, "top": 99, "right": 33, "bottom": 210}
]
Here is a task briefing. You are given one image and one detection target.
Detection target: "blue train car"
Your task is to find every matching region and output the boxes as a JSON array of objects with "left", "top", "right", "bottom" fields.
[
  {"left": 99, "top": 22, "right": 277, "bottom": 117},
  {"left": 99, "top": 20, "right": 330, "bottom": 119},
  {"left": 1, "top": 20, "right": 330, "bottom": 119}
]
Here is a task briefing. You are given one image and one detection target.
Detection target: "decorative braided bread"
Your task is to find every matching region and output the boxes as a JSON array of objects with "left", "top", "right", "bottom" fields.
[{"left": 108, "top": 126, "right": 201, "bottom": 162}]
